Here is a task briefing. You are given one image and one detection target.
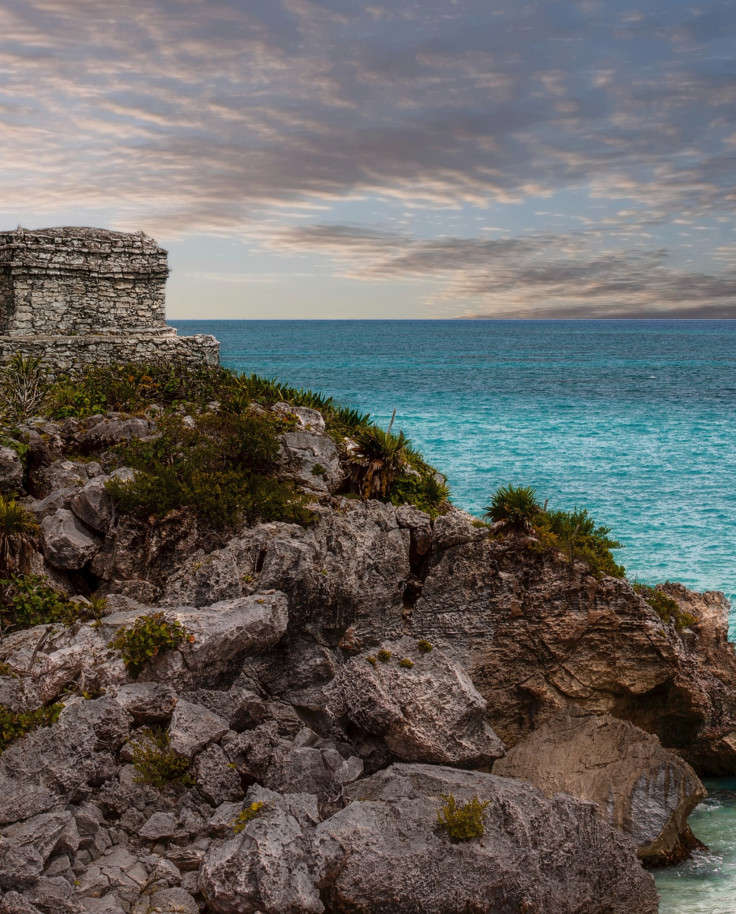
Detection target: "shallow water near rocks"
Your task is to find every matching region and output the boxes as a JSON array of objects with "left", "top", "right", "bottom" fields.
[{"left": 655, "top": 779, "right": 736, "bottom": 914}]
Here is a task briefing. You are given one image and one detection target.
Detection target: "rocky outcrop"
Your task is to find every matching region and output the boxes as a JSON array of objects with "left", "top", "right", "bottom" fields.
[
  {"left": 493, "top": 706, "right": 706, "bottom": 863},
  {"left": 320, "top": 763, "right": 659, "bottom": 913},
  {"left": 327, "top": 637, "right": 504, "bottom": 768},
  {"left": 2, "top": 397, "right": 734, "bottom": 912},
  {"left": 0, "top": 444, "right": 23, "bottom": 494}
]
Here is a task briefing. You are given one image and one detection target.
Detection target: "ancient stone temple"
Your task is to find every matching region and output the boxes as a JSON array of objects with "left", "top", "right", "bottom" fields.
[{"left": 0, "top": 226, "right": 219, "bottom": 372}]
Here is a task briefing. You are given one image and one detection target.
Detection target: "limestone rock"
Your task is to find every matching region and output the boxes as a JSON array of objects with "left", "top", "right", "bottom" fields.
[
  {"left": 132, "top": 888, "right": 199, "bottom": 914},
  {"left": 33, "top": 458, "right": 102, "bottom": 499},
  {"left": 0, "top": 444, "right": 23, "bottom": 494},
  {"left": 278, "top": 429, "right": 343, "bottom": 494},
  {"left": 327, "top": 637, "right": 504, "bottom": 767},
  {"left": 199, "top": 786, "right": 341, "bottom": 914},
  {"left": 493, "top": 706, "right": 706, "bottom": 863},
  {"left": 316, "top": 763, "right": 658, "bottom": 914},
  {"left": 41, "top": 508, "right": 102, "bottom": 570},
  {"left": 168, "top": 699, "right": 229, "bottom": 757},
  {"left": 194, "top": 744, "right": 244, "bottom": 806},
  {"left": 78, "top": 418, "right": 155, "bottom": 452},
  {"left": 71, "top": 476, "right": 115, "bottom": 533}
]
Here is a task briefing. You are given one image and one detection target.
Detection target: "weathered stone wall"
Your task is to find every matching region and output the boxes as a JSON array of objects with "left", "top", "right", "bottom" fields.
[
  {"left": 0, "top": 226, "right": 219, "bottom": 371},
  {"left": 0, "top": 227, "right": 168, "bottom": 334}
]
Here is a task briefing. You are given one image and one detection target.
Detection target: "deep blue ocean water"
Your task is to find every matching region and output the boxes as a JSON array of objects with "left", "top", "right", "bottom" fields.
[{"left": 170, "top": 318, "right": 735, "bottom": 912}]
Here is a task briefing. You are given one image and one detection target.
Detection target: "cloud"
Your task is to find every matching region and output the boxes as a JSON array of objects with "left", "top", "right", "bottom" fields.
[
  {"left": 0, "top": 0, "right": 734, "bottom": 315},
  {"left": 264, "top": 223, "right": 736, "bottom": 317}
]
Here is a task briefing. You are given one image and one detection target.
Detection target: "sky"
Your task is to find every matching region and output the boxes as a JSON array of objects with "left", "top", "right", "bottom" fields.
[{"left": 0, "top": 0, "right": 735, "bottom": 319}]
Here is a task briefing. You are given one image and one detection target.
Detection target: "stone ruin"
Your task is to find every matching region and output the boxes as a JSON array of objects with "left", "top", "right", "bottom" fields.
[{"left": 0, "top": 226, "right": 219, "bottom": 373}]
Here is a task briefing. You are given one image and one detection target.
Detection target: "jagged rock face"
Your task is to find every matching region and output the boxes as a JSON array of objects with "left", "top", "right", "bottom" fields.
[
  {"left": 327, "top": 637, "right": 505, "bottom": 768},
  {"left": 408, "top": 520, "right": 736, "bottom": 773},
  {"left": 318, "top": 763, "right": 658, "bottom": 914},
  {"left": 493, "top": 706, "right": 706, "bottom": 864},
  {"left": 0, "top": 444, "right": 23, "bottom": 494}
]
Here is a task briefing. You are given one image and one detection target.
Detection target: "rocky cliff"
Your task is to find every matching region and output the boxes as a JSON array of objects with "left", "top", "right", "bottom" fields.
[{"left": 1, "top": 367, "right": 734, "bottom": 913}]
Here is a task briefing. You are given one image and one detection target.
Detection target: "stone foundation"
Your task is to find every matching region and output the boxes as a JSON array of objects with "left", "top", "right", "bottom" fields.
[{"left": 0, "top": 329, "right": 220, "bottom": 375}]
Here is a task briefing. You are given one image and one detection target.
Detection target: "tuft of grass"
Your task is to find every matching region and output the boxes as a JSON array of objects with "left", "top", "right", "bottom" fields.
[
  {"left": 417, "top": 639, "right": 433, "bottom": 654},
  {"left": 0, "top": 702, "right": 63, "bottom": 753},
  {"left": 398, "top": 658, "right": 414, "bottom": 669},
  {"left": 0, "top": 353, "right": 48, "bottom": 424},
  {"left": 108, "top": 612, "right": 192, "bottom": 678},
  {"left": 377, "top": 649, "right": 392, "bottom": 663},
  {"left": 366, "top": 655, "right": 377, "bottom": 666},
  {"left": 484, "top": 484, "right": 540, "bottom": 531},
  {"left": 349, "top": 426, "right": 409, "bottom": 499},
  {"left": 0, "top": 496, "right": 39, "bottom": 575},
  {"left": 131, "top": 727, "right": 194, "bottom": 790},
  {"left": 437, "top": 793, "right": 490, "bottom": 842},
  {"left": 232, "top": 801, "right": 265, "bottom": 833}
]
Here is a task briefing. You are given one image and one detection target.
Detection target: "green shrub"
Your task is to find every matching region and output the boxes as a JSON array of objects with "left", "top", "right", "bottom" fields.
[
  {"left": 437, "top": 793, "right": 490, "bottom": 842},
  {"left": 366, "top": 655, "right": 377, "bottom": 666},
  {"left": 0, "top": 702, "right": 63, "bottom": 753},
  {"left": 633, "top": 584, "right": 697, "bottom": 631},
  {"left": 417, "top": 639, "right": 433, "bottom": 654},
  {"left": 536, "top": 507, "right": 624, "bottom": 579},
  {"left": 108, "top": 612, "right": 192, "bottom": 678},
  {"left": 377, "top": 649, "right": 392, "bottom": 663},
  {"left": 106, "top": 412, "right": 313, "bottom": 529},
  {"left": 390, "top": 469, "right": 450, "bottom": 518},
  {"left": 232, "top": 801, "right": 265, "bottom": 833},
  {"left": 484, "top": 485, "right": 541, "bottom": 531},
  {"left": 0, "top": 574, "right": 94, "bottom": 632},
  {"left": 0, "top": 497, "right": 39, "bottom": 574},
  {"left": 130, "top": 728, "right": 194, "bottom": 789},
  {"left": 398, "top": 658, "right": 414, "bottom": 669}
]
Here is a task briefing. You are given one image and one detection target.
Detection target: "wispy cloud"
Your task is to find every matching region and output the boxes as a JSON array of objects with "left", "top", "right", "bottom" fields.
[{"left": 0, "top": 0, "right": 734, "bottom": 315}]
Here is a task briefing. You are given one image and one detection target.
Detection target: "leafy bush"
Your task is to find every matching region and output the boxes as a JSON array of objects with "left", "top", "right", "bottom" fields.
[
  {"left": 130, "top": 727, "right": 194, "bottom": 789},
  {"left": 232, "top": 801, "right": 265, "bottom": 833},
  {"left": 484, "top": 485, "right": 541, "bottom": 531},
  {"left": 0, "top": 702, "right": 63, "bottom": 753},
  {"left": 106, "top": 412, "right": 313, "bottom": 529},
  {"left": 536, "top": 507, "right": 624, "bottom": 579},
  {"left": 0, "top": 497, "right": 39, "bottom": 574},
  {"left": 437, "top": 793, "right": 490, "bottom": 842},
  {"left": 108, "top": 612, "right": 192, "bottom": 678},
  {"left": 0, "top": 574, "right": 97, "bottom": 632},
  {"left": 633, "top": 584, "right": 697, "bottom": 631}
]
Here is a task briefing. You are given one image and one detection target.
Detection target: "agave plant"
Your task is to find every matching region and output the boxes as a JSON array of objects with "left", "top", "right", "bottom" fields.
[
  {"left": 483, "top": 484, "right": 541, "bottom": 532},
  {"left": 350, "top": 425, "right": 408, "bottom": 499},
  {"left": 0, "top": 495, "right": 40, "bottom": 574},
  {"left": 0, "top": 353, "right": 48, "bottom": 424}
]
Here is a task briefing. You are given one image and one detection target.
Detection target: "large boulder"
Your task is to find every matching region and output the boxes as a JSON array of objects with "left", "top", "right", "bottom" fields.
[
  {"left": 493, "top": 706, "right": 706, "bottom": 863},
  {"left": 327, "top": 637, "right": 504, "bottom": 767},
  {"left": 41, "top": 508, "right": 102, "bottom": 570},
  {"left": 316, "top": 763, "right": 658, "bottom": 914},
  {"left": 199, "top": 786, "right": 342, "bottom": 914}
]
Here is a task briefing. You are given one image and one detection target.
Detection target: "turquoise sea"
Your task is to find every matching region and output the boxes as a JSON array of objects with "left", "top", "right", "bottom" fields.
[{"left": 170, "top": 318, "right": 736, "bottom": 913}]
